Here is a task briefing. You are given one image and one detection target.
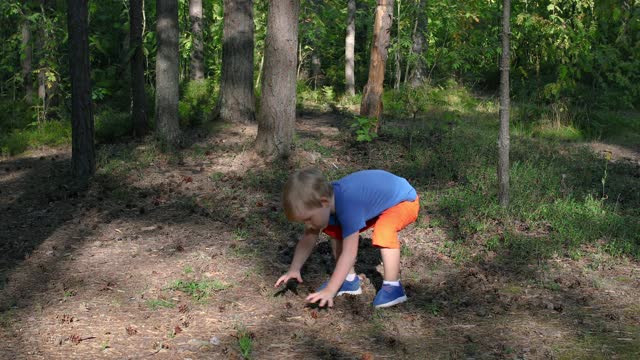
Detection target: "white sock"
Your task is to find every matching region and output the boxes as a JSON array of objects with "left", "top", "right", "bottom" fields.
[
  {"left": 383, "top": 280, "right": 400, "bottom": 286},
  {"left": 346, "top": 273, "right": 357, "bottom": 281}
]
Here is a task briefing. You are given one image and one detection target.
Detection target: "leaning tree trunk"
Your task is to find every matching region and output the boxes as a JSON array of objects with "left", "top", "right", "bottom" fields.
[
  {"left": 21, "top": 18, "right": 34, "bottom": 104},
  {"left": 255, "top": 0, "right": 300, "bottom": 158},
  {"left": 68, "top": 0, "right": 95, "bottom": 179},
  {"left": 360, "top": 0, "right": 394, "bottom": 130},
  {"left": 408, "top": 0, "right": 427, "bottom": 88},
  {"left": 130, "top": 0, "right": 148, "bottom": 136},
  {"left": 216, "top": 0, "right": 255, "bottom": 124},
  {"left": 345, "top": 0, "right": 356, "bottom": 96},
  {"left": 498, "top": 0, "right": 511, "bottom": 207},
  {"left": 189, "top": 0, "right": 205, "bottom": 80},
  {"left": 155, "top": 0, "right": 181, "bottom": 144}
]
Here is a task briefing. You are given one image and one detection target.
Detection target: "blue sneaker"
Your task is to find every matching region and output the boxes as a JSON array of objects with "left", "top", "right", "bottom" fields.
[
  {"left": 317, "top": 276, "right": 362, "bottom": 296},
  {"left": 373, "top": 283, "right": 407, "bottom": 308}
]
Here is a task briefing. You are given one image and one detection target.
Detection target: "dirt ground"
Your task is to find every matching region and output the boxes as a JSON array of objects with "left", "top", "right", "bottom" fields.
[{"left": 1, "top": 113, "right": 639, "bottom": 359}]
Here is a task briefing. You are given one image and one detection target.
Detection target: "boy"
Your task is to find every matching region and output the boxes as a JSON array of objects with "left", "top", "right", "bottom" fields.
[{"left": 274, "top": 168, "right": 419, "bottom": 308}]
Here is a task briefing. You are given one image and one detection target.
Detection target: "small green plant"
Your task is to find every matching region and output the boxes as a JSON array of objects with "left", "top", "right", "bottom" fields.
[
  {"left": 400, "top": 244, "right": 413, "bottom": 257},
  {"left": 425, "top": 301, "right": 441, "bottom": 316},
  {"left": 351, "top": 116, "right": 378, "bottom": 142},
  {"left": 321, "top": 86, "right": 335, "bottom": 102},
  {"left": 145, "top": 299, "right": 175, "bottom": 310},
  {"left": 100, "top": 340, "right": 110, "bottom": 350},
  {"left": 233, "top": 228, "right": 250, "bottom": 241},
  {"left": 235, "top": 324, "right": 253, "bottom": 359},
  {"left": 183, "top": 266, "right": 194, "bottom": 274},
  {"left": 167, "top": 279, "right": 229, "bottom": 300}
]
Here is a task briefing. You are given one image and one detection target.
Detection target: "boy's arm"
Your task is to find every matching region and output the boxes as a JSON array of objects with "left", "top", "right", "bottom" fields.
[
  {"left": 323, "top": 232, "right": 359, "bottom": 294},
  {"left": 288, "top": 227, "right": 320, "bottom": 272}
]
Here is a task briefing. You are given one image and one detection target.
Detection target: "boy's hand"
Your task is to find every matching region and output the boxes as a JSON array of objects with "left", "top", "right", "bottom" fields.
[
  {"left": 274, "top": 270, "right": 303, "bottom": 288},
  {"left": 306, "top": 289, "right": 335, "bottom": 308}
]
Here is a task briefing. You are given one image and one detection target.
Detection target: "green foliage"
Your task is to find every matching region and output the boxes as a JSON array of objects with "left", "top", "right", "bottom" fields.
[
  {"left": 351, "top": 116, "right": 378, "bottom": 142},
  {"left": 166, "top": 279, "right": 229, "bottom": 301},
  {"left": 95, "top": 106, "right": 132, "bottom": 143},
  {"left": 235, "top": 324, "right": 253, "bottom": 359},
  {"left": 179, "top": 80, "right": 216, "bottom": 127},
  {"left": 145, "top": 299, "right": 176, "bottom": 310},
  {"left": 0, "top": 120, "right": 71, "bottom": 156}
]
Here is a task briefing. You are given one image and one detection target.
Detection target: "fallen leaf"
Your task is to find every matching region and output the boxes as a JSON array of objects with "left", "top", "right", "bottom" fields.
[{"left": 126, "top": 325, "right": 138, "bottom": 335}]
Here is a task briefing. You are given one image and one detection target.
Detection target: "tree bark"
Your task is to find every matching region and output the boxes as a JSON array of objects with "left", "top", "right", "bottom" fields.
[
  {"left": 130, "top": 0, "right": 148, "bottom": 136},
  {"left": 21, "top": 18, "right": 34, "bottom": 104},
  {"left": 217, "top": 0, "right": 256, "bottom": 124},
  {"left": 498, "top": 0, "right": 511, "bottom": 207},
  {"left": 155, "top": 0, "right": 181, "bottom": 144},
  {"left": 255, "top": 0, "right": 300, "bottom": 158},
  {"left": 67, "top": 0, "right": 95, "bottom": 179},
  {"left": 189, "top": 0, "right": 205, "bottom": 80},
  {"left": 345, "top": 0, "right": 356, "bottom": 96},
  {"left": 408, "top": 0, "right": 427, "bottom": 88},
  {"left": 360, "top": 0, "right": 394, "bottom": 128},
  {"left": 393, "top": 0, "right": 401, "bottom": 90}
]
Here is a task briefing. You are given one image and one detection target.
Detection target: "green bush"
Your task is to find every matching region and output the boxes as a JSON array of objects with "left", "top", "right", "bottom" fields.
[
  {"left": 95, "top": 107, "right": 132, "bottom": 143},
  {"left": 0, "top": 99, "right": 34, "bottom": 133},
  {"left": 0, "top": 130, "right": 29, "bottom": 156},
  {"left": 0, "top": 120, "right": 71, "bottom": 156},
  {"left": 179, "top": 80, "right": 216, "bottom": 127}
]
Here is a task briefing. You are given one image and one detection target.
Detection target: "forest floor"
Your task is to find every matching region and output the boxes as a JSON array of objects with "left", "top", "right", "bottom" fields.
[{"left": 0, "top": 109, "right": 639, "bottom": 360}]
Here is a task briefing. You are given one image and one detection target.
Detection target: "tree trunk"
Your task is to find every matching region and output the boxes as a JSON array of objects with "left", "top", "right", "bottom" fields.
[
  {"left": 498, "top": 0, "right": 511, "bottom": 207},
  {"left": 360, "top": 0, "right": 394, "bottom": 129},
  {"left": 21, "top": 18, "right": 34, "bottom": 104},
  {"left": 217, "top": 0, "right": 256, "bottom": 124},
  {"left": 189, "top": 0, "right": 205, "bottom": 80},
  {"left": 255, "top": 0, "right": 300, "bottom": 158},
  {"left": 393, "top": 0, "right": 401, "bottom": 90},
  {"left": 345, "top": 0, "right": 356, "bottom": 96},
  {"left": 130, "top": 0, "right": 148, "bottom": 136},
  {"left": 67, "top": 0, "right": 95, "bottom": 179},
  {"left": 155, "top": 0, "right": 181, "bottom": 144},
  {"left": 408, "top": 0, "right": 427, "bottom": 88},
  {"left": 311, "top": 52, "right": 321, "bottom": 90}
]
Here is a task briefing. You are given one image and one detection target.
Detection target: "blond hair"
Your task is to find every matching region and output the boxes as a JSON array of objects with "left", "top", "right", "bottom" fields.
[{"left": 283, "top": 168, "right": 333, "bottom": 220}]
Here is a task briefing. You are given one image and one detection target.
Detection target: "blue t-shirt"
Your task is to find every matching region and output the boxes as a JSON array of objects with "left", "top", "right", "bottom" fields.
[{"left": 328, "top": 170, "right": 417, "bottom": 237}]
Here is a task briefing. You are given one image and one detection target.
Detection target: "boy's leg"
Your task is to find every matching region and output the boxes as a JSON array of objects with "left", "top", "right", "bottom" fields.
[
  {"left": 380, "top": 248, "right": 400, "bottom": 281},
  {"left": 371, "top": 196, "right": 419, "bottom": 307}
]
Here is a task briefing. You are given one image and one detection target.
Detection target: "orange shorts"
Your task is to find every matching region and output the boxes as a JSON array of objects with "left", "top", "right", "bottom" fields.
[{"left": 322, "top": 196, "right": 420, "bottom": 249}]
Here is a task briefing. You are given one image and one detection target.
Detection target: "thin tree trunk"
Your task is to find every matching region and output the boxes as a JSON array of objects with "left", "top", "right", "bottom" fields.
[
  {"left": 68, "top": 0, "right": 95, "bottom": 179},
  {"left": 256, "top": 51, "right": 264, "bottom": 88},
  {"left": 130, "top": 0, "right": 148, "bottom": 136},
  {"left": 255, "top": 0, "right": 300, "bottom": 158},
  {"left": 37, "top": 2, "right": 48, "bottom": 120},
  {"left": 189, "top": 0, "right": 205, "bottom": 80},
  {"left": 360, "top": 0, "right": 394, "bottom": 129},
  {"left": 393, "top": 0, "right": 401, "bottom": 90},
  {"left": 155, "top": 0, "right": 181, "bottom": 144},
  {"left": 311, "top": 53, "right": 321, "bottom": 90},
  {"left": 498, "top": 0, "right": 511, "bottom": 207},
  {"left": 217, "top": 0, "right": 255, "bottom": 124},
  {"left": 403, "top": 14, "right": 416, "bottom": 85},
  {"left": 21, "top": 18, "right": 34, "bottom": 104},
  {"left": 408, "top": 0, "right": 427, "bottom": 87},
  {"left": 345, "top": 0, "right": 356, "bottom": 96}
]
